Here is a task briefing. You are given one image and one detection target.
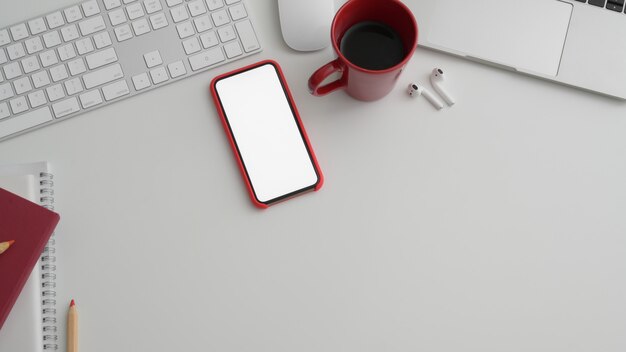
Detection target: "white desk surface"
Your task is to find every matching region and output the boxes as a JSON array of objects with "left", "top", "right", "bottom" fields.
[{"left": 2, "top": 1, "right": 626, "bottom": 351}]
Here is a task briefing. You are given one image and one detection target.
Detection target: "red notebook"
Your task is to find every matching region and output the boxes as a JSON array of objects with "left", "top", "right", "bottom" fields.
[{"left": 0, "top": 187, "right": 60, "bottom": 330}]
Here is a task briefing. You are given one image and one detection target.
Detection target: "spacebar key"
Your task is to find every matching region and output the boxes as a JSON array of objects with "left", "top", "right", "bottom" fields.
[
  {"left": 83, "top": 64, "right": 124, "bottom": 89},
  {"left": 0, "top": 107, "right": 53, "bottom": 139},
  {"left": 188, "top": 48, "right": 225, "bottom": 71}
]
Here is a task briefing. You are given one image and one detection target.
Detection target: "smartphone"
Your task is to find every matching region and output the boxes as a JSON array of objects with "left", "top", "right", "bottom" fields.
[{"left": 210, "top": 60, "right": 323, "bottom": 208}]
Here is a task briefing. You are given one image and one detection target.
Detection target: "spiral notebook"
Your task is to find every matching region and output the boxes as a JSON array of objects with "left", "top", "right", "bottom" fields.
[{"left": 0, "top": 162, "right": 59, "bottom": 352}]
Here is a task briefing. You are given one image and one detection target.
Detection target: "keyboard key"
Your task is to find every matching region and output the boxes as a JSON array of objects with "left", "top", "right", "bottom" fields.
[
  {"left": 188, "top": 47, "right": 224, "bottom": 71},
  {"left": 0, "top": 102, "right": 9, "bottom": 119},
  {"left": 50, "top": 64, "right": 69, "bottom": 82},
  {"left": 200, "top": 31, "right": 218, "bottom": 48},
  {"left": 123, "top": 0, "right": 138, "bottom": 3},
  {"left": 0, "top": 107, "right": 53, "bottom": 139},
  {"left": 0, "top": 49, "right": 7, "bottom": 64},
  {"left": 13, "top": 77, "right": 33, "bottom": 95},
  {"left": 188, "top": 0, "right": 206, "bottom": 16},
  {"left": 126, "top": 3, "right": 145, "bottom": 20},
  {"left": 43, "top": 31, "right": 62, "bottom": 48},
  {"left": 102, "top": 80, "right": 130, "bottom": 100},
  {"left": 176, "top": 22, "right": 195, "bottom": 39},
  {"left": 132, "top": 18, "right": 151, "bottom": 36},
  {"left": 150, "top": 66, "right": 168, "bottom": 84},
  {"left": 144, "top": 0, "right": 162, "bottom": 14},
  {"left": 46, "top": 12, "right": 65, "bottom": 29},
  {"left": 61, "top": 24, "right": 80, "bottom": 42},
  {"left": 0, "top": 30, "right": 9, "bottom": 46},
  {"left": 166, "top": 0, "right": 183, "bottom": 7},
  {"left": 103, "top": 0, "right": 122, "bottom": 10},
  {"left": 211, "top": 10, "right": 230, "bottom": 27},
  {"left": 79, "top": 89, "right": 103, "bottom": 108},
  {"left": 235, "top": 20, "right": 259, "bottom": 52},
  {"left": 588, "top": 0, "right": 605, "bottom": 5},
  {"left": 228, "top": 3, "right": 247, "bottom": 21},
  {"left": 206, "top": 0, "right": 224, "bottom": 11},
  {"left": 7, "top": 43, "right": 26, "bottom": 60},
  {"left": 21, "top": 56, "right": 41, "bottom": 74},
  {"left": 143, "top": 50, "right": 162, "bottom": 67},
  {"left": 58, "top": 44, "right": 77, "bottom": 61},
  {"left": 86, "top": 47, "right": 118, "bottom": 69},
  {"left": 225, "top": 0, "right": 240, "bottom": 4},
  {"left": 167, "top": 60, "right": 186, "bottom": 78},
  {"left": 114, "top": 25, "right": 133, "bottom": 41},
  {"left": 183, "top": 37, "right": 201, "bottom": 54},
  {"left": 28, "top": 90, "right": 47, "bottom": 108},
  {"left": 40, "top": 50, "right": 59, "bottom": 67},
  {"left": 171, "top": 6, "right": 189, "bottom": 23},
  {"left": 64, "top": 77, "right": 84, "bottom": 95},
  {"left": 223, "top": 41, "right": 242, "bottom": 58},
  {"left": 10, "top": 96, "right": 29, "bottom": 114},
  {"left": 3, "top": 62, "right": 21, "bottom": 80},
  {"left": 32, "top": 71, "right": 51, "bottom": 88},
  {"left": 10, "top": 23, "right": 29, "bottom": 41},
  {"left": 9, "top": 87, "right": 31, "bottom": 106},
  {"left": 93, "top": 32, "right": 112, "bottom": 48},
  {"left": 50, "top": 64, "right": 69, "bottom": 83},
  {"left": 0, "top": 83, "right": 15, "bottom": 101},
  {"left": 64, "top": 6, "right": 83, "bottom": 23},
  {"left": 0, "top": 30, "right": 10, "bottom": 46},
  {"left": 83, "top": 63, "right": 124, "bottom": 89},
  {"left": 46, "top": 84, "right": 65, "bottom": 101},
  {"left": 75, "top": 38, "right": 95, "bottom": 55},
  {"left": 52, "top": 97, "right": 80, "bottom": 118},
  {"left": 194, "top": 15, "right": 212, "bottom": 32},
  {"left": 109, "top": 9, "right": 127, "bottom": 26},
  {"left": 82, "top": 0, "right": 101, "bottom": 17},
  {"left": 68, "top": 58, "right": 87, "bottom": 75},
  {"left": 132, "top": 72, "right": 151, "bottom": 90},
  {"left": 607, "top": 1, "right": 624, "bottom": 11},
  {"left": 28, "top": 18, "right": 47, "bottom": 35},
  {"left": 79, "top": 16, "right": 106, "bottom": 36},
  {"left": 24, "top": 37, "right": 44, "bottom": 54},
  {"left": 218, "top": 25, "right": 236, "bottom": 42},
  {"left": 150, "top": 13, "right": 169, "bottom": 30}
]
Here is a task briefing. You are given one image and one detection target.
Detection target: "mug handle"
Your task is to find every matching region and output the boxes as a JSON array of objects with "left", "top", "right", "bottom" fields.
[{"left": 308, "top": 59, "right": 348, "bottom": 96}]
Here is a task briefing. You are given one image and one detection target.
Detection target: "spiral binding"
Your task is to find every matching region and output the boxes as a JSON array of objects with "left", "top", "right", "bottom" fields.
[{"left": 39, "top": 172, "right": 58, "bottom": 351}]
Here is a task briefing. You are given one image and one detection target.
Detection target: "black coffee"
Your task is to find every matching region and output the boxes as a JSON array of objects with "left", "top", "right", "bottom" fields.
[{"left": 340, "top": 21, "right": 405, "bottom": 71}]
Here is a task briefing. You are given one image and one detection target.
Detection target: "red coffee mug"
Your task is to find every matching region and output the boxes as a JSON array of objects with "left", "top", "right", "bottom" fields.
[{"left": 308, "top": 0, "right": 418, "bottom": 102}]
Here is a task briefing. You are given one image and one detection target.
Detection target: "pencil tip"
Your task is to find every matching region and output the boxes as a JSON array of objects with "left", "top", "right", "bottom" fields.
[
  {"left": 70, "top": 299, "right": 75, "bottom": 307},
  {"left": 7, "top": 240, "right": 15, "bottom": 246}
]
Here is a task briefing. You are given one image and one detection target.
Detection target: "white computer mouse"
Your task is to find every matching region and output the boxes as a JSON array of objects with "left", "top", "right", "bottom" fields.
[{"left": 277, "top": 0, "right": 335, "bottom": 51}]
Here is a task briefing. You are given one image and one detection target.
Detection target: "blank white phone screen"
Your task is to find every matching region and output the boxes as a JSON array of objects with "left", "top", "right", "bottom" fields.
[{"left": 215, "top": 63, "right": 319, "bottom": 203}]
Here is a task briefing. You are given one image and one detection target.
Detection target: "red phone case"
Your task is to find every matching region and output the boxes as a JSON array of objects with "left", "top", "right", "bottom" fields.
[{"left": 210, "top": 60, "right": 324, "bottom": 208}]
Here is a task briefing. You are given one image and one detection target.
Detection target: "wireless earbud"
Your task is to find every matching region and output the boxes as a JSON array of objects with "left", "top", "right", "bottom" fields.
[
  {"left": 408, "top": 83, "right": 443, "bottom": 110},
  {"left": 430, "top": 68, "right": 455, "bottom": 106}
]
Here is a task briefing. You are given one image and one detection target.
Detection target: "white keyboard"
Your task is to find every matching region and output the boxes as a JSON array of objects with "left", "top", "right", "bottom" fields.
[{"left": 0, "top": 0, "right": 261, "bottom": 141}]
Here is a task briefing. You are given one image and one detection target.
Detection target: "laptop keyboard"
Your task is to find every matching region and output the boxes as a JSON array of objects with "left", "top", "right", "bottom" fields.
[{"left": 576, "top": 0, "right": 626, "bottom": 13}]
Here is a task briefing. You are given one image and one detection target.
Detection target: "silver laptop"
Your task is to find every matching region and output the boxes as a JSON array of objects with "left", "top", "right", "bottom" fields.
[{"left": 405, "top": 0, "right": 626, "bottom": 99}]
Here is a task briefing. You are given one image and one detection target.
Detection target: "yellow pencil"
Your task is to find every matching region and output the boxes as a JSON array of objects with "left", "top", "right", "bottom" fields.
[
  {"left": 68, "top": 299, "right": 78, "bottom": 352},
  {"left": 0, "top": 240, "right": 15, "bottom": 255}
]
